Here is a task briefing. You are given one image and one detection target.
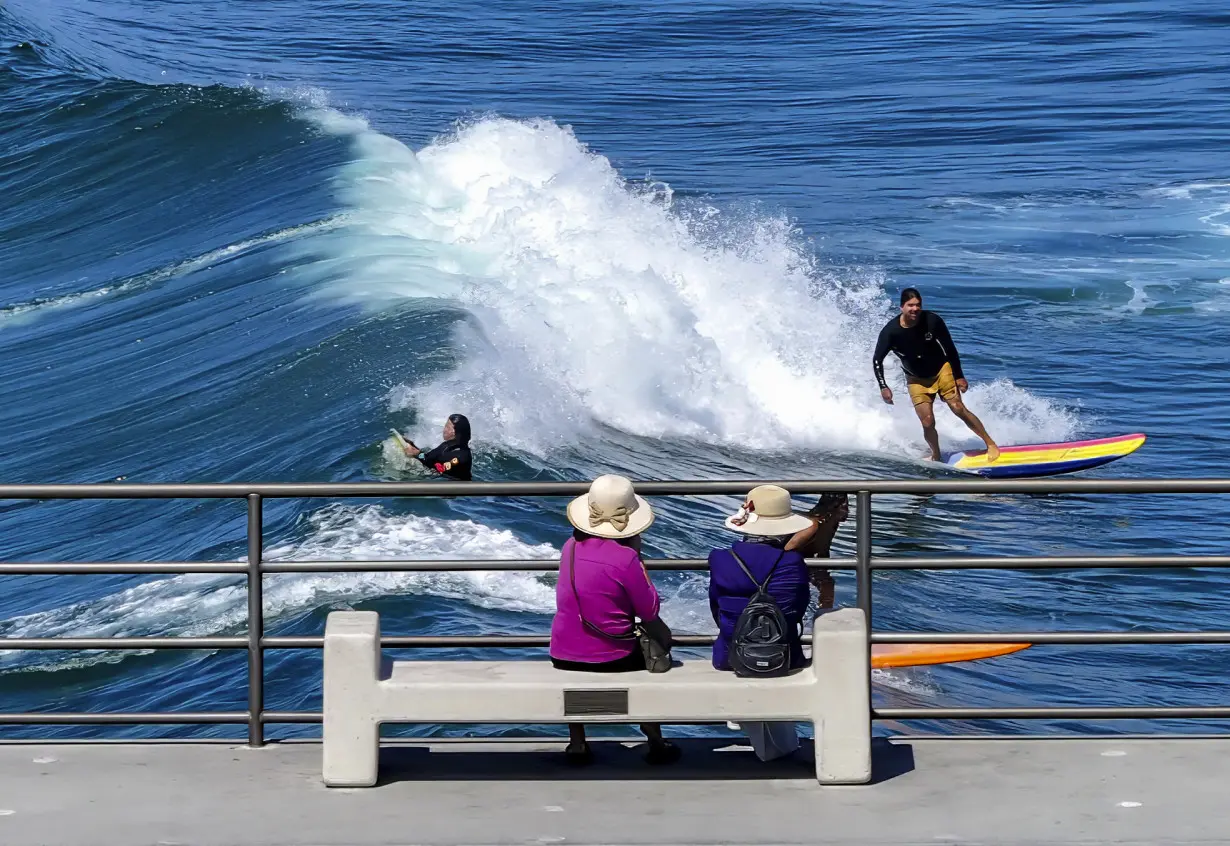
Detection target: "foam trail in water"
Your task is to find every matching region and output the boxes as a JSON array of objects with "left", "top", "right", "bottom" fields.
[
  {"left": 0, "top": 219, "right": 341, "bottom": 329},
  {"left": 303, "top": 110, "right": 1076, "bottom": 457},
  {"left": 0, "top": 506, "right": 558, "bottom": 674},
  {"left": 1, "top": 502, "right": 790, "bottom": 678}
]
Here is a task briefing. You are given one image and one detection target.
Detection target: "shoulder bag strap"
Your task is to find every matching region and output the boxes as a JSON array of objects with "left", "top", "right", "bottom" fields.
[
  {"left": 568, "top": 542, "right": 635, "bottom": 641},
  {"left": 729, "top": 548, "right": 783, "bottom": 593}
]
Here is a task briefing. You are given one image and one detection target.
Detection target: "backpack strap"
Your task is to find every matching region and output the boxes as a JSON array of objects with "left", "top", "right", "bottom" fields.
[
  {"left": 568, "top": 541, "right": 636, "bottom": 641},
  {"left": 729, "top": 547, "right": 783, "bottom": 594}
]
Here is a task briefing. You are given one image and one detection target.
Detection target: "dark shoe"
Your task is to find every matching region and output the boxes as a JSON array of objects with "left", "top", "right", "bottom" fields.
[
  {"left": 644, "top": 741, "right": 682, "bottom": 765},
  {"left": 565, "top": 742, "right": 594, "bottom": 767}
]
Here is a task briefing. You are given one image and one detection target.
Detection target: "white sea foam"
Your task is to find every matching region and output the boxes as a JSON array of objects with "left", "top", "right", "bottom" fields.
[
  {"left": 304, "top": 111, "right": 1076, "bottom": 457},
  {"left": 0, "top": 506, "right": 558, "bottom": 674}
]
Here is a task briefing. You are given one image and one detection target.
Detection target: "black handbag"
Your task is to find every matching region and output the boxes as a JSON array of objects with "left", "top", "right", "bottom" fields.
[{"left": 568, "top": 543, "right": 672, "bottom": 673}]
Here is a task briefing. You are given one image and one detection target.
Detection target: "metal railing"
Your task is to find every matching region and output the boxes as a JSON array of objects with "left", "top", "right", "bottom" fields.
[{"left": 1, "top": 478, "right": 1228, "bottom": 745}]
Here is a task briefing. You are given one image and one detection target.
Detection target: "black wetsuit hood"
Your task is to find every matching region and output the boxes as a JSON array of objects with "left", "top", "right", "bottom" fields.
[
  {"left": 417, "top": 415, "right": 473, "bottom": 480},
  {"left": 448, "top": 414, "right": 471, "bottom": 446}
]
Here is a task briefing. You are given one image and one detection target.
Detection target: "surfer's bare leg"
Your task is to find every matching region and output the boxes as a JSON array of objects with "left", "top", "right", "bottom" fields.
[
  {"left": 944, "top": 395, "right": 1000, "bottom": 461},
  {"left": 912, "top": 399, "right": 943, "bottom": 462}
]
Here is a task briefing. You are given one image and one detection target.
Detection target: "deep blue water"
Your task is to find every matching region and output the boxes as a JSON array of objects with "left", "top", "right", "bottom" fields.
[{"left": 2, "top": 0, "right": 1229, "bottom": 739}]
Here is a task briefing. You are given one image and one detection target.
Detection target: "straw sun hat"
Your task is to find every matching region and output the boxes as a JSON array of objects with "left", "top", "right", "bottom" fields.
[
  {"left": 566, "top": 474, "right": 655, "bottom": 539},
  {"left": 724, "top": 485, "right": 813, "bottom": 536}
]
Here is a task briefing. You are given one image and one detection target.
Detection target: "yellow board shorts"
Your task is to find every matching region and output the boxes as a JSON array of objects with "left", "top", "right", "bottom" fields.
[{"left": 906, "top": 362, "right": 959, "bottom": 406}]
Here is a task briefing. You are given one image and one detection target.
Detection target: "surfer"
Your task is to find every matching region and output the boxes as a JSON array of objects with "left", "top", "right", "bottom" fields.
[
  {"left": 872, "top": 288, "right": 1000, "bottom": 463},
  {"left": 398, "top": 414, "right": 473, "bottom": 480}
]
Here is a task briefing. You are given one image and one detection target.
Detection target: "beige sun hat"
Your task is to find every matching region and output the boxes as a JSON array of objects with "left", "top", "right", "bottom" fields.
[
  {"left": 724, "top": 485, "right": 814, "bottom": 536},
  {"left": 566, "top": 474, "right": 655, "bottom": 539}
]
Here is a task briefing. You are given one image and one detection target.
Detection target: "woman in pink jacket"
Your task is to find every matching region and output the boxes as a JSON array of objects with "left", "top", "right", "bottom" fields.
[{"left": 550, "top": 475, "right": 679, "bottom": 767}]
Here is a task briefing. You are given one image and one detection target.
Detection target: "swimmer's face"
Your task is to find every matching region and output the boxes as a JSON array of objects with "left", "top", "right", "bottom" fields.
[
  {"left": 443, "top": 419, "right": 455, "bottom": 440},
  {"left": 900, "top": 296, "right": 922, "bottom": 324}
]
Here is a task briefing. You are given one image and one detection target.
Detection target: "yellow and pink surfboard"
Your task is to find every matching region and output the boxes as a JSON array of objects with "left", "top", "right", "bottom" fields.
[{"left": 945, "top": 433, "right": 1146, "bottom": 478}]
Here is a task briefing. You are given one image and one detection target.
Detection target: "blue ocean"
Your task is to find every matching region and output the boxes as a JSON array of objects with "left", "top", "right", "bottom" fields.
[{"left": 2, "top": 0, "right": 1228, "bottom": 739}]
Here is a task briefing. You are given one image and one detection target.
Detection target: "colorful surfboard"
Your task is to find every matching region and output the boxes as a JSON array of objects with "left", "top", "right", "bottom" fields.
[
  {"left": 870, "top": 642, "right": 1030, "bottom": 669},
  {"left": 944, "top": 433, "right": 1146, "bottom": 479}
]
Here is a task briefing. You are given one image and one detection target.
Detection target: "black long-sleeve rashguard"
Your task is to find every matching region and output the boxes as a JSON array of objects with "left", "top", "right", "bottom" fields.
[{"left": 872, "top": 310, "right": 965, "bottom": 390}]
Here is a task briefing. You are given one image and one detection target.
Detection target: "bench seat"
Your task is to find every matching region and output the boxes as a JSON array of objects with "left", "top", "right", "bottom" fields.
[{"left": 322, "top": 608, "right": 871, "bottom": 786}]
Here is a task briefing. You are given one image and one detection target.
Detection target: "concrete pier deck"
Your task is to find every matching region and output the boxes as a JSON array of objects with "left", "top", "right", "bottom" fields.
[{"left": 0, "top": 736, "right": 1223, "bottom": 845}]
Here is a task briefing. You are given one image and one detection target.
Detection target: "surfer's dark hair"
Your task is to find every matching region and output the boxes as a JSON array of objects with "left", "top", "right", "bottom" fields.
[
  {"left": 808, "top": 492, "right": 848, "bottom": 516},
  {"left": 900, "top": 287, "right": 922, "bottom": 305}
]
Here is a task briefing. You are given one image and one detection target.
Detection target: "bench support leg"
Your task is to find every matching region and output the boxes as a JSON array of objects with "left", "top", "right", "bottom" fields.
[
  {"left": 324, "top": 717, "right": 380, "bottom": 787},
  {"left": 323, "top": 611, "right": 382, "bottom": 787},
  {"left": 814, "top": 712, "right": 871, "bottom": 784},
  {"left": 811, "top": 608, "right": 872, "bottom": 784}
]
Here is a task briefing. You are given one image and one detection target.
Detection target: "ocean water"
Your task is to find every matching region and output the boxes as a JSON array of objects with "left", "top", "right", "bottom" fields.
[{"left": 1, "top": 0, "right": 1229, "bottom": 739}]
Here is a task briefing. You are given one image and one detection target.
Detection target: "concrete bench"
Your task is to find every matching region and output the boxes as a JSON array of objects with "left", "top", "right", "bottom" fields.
[{"left": 322, "top": 608, "right": 871, "bottom": 787}]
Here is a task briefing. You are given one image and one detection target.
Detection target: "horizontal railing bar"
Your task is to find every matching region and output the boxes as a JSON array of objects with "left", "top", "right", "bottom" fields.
[
  {"left": 0, "top": 562, "right": 248, "bottom": 575},
  {"left": 264, "top": 558, "right": 846, "bottom": 573},
  {"left": 261, "top": 635, "right": 721, "bottom": 649},
  {"left": 4, "top": 708, "right": 1229, "bottom": 726},
  {"left": 262, "top": 635, "right": 541, "bottom": 649},
  {"left": 260, "top": 711, "right": 321, "bottom": 724},
  {"left": 260, "top": 559, "right": 708, "bottom": 573},
  {"left": 8, "top": 733, "right": 1226, "bottom": 744},
  {"left": 0, "top": 712, "right": 248, "bottom": 724},
  {"left": 3, "top": 555, "right": 1228, "bottom": 575},
  {"left": 875, "top": 707, "right": 1230, "bottom": 720},
  {"left": 0, "top": 637, "right": 248, "bottom": 650},
  {"left": 890, "top": 733, "right": 1230, "bottom": 741},
  {"left": 8, "top": 733, "right": 1227, "bottom": 744},
  {"left": 262, "top": 555, "right": 1230, "bottom": 574},
  {"left": 7, "top": 631, "right": 1227, "bottom": 652},
  {"left": 873, "top": 631, "right": 1230, "bottom": 644},
  {"left": 266, "top": 631, "right": 1230, "bottom": 649},
  {"left": 0, "top": 736, "right": 651, "bottom": 745},
  {"left": 1, "top": 478, "right": 1228, "bottom": 500},
  {"left": 871, "top": 555, "right": 1230, "bottom": 570}
]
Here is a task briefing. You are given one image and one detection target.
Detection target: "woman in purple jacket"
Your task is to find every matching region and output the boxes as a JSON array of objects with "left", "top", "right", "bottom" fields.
[
  {"left": 708, "top": 484, "right": 825, "bottom": 671},
  {"left": 708, "top": 484, "right": 832, "bottom": 761},
  {"left": 550, "top": 475, "right": 679, "bottom": 767}
]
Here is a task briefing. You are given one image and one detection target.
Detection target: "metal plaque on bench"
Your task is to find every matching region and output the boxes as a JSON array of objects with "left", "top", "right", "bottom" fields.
[{"left": 563, "top": 689, "right": 629, "bottom": 716}]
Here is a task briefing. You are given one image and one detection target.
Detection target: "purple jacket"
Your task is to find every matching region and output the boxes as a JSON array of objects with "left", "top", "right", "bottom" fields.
[
  {"left": 708, "top": 540, "right": 809, "bottom": 671},
  {"left": 550, "top": 537, "right": 661, "bottom": 664}
]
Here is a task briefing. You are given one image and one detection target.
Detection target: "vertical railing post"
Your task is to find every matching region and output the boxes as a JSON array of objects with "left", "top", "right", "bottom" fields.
[
  {"left": 855, "top": 490, "right": 873, "bottom": 723},
  {"left": 246, "top": 493, "right": 264, "bottom": 748},
  {"left": 855, "top": 490, "right": 872, "bottom": 624}
]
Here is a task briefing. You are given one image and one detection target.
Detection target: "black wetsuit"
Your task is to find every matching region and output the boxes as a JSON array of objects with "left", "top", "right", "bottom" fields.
[
  {"left": 416, "top": 441, "right": 472, "bottom": 480},
  {"left": 414, "top": 414, "right": 473, "bottom": 481},
  {"left": 872, "top": 310, "right": 965, "bottom": 390}
]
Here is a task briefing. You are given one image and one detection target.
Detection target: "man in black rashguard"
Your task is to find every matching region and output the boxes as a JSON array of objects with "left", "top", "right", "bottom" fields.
[
  {"left": 872, "top": 289, "right": 999, "bottom": 463},
  {"left": 399, "top": 414, "right": 473, "bottom": 480}
]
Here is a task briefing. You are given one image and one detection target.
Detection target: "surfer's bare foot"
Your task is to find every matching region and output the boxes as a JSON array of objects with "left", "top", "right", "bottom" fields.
[{"left": 985, "top": 442, "right": 1000, "bottom": 462}]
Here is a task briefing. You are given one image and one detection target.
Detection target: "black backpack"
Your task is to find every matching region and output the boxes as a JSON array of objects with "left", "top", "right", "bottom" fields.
[{"left": 728, "top": 549, "right": 794, "bottom": 678}]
